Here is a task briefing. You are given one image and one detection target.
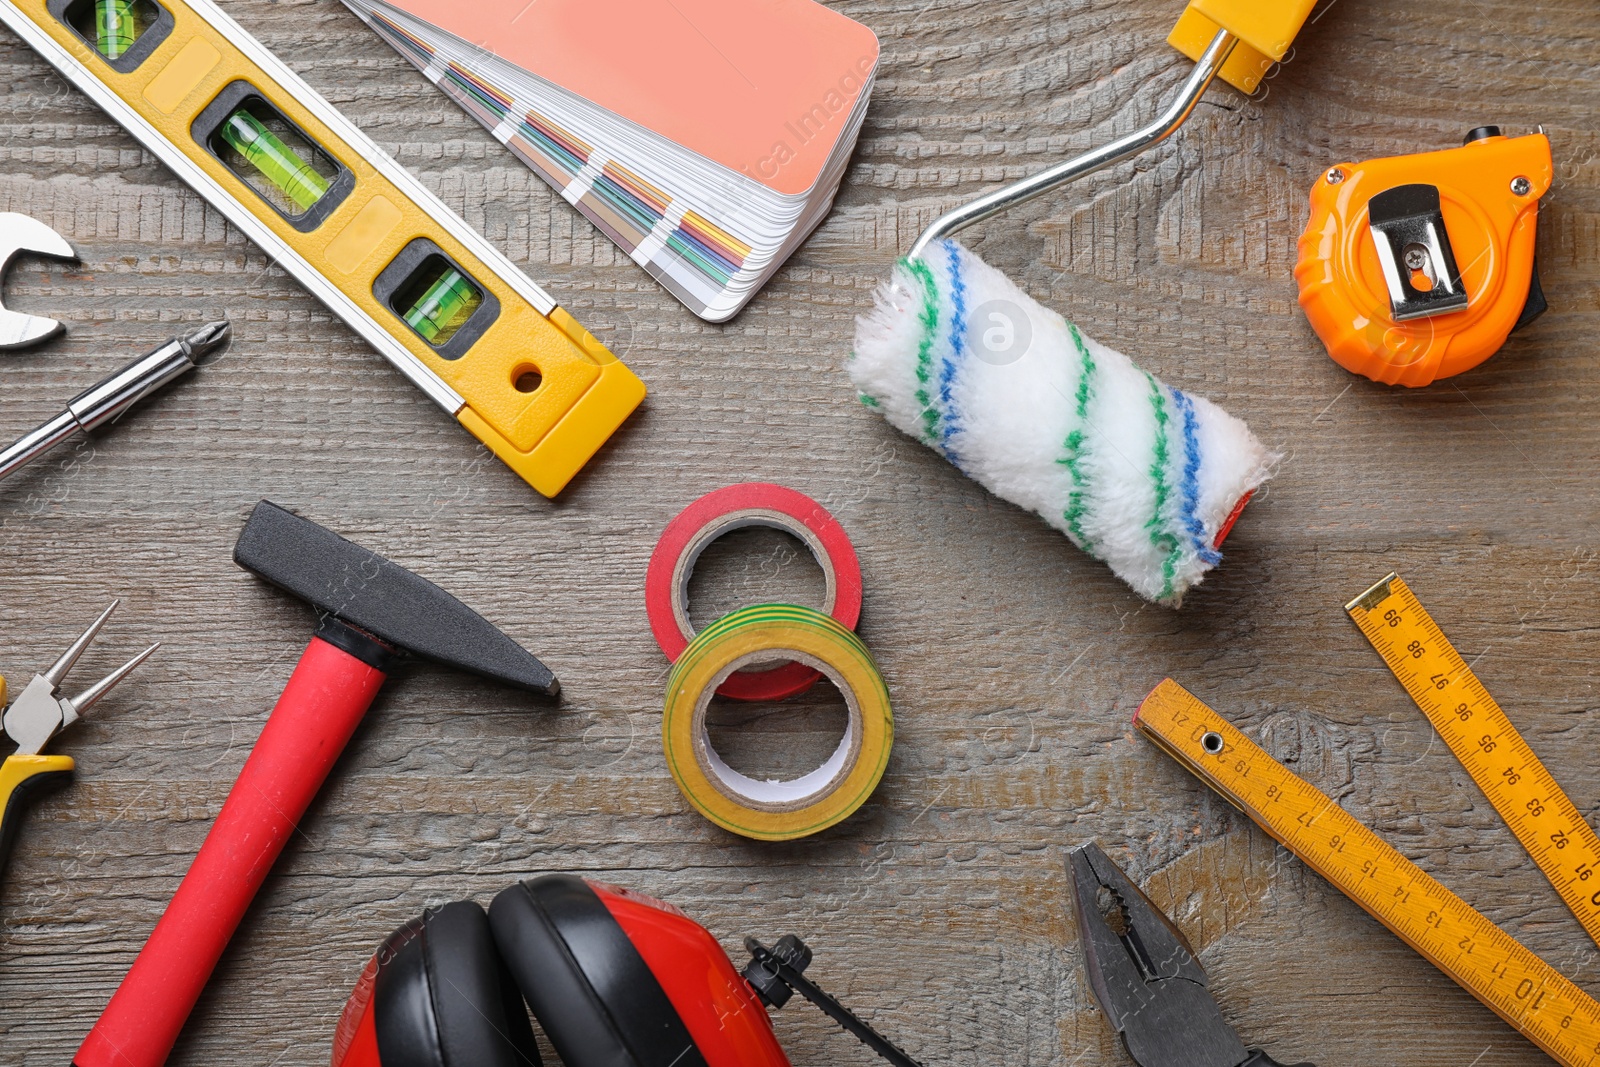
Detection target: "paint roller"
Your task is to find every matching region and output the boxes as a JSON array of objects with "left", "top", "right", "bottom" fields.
[{"left": 851, "top": 2, "right": 1318, "bottom": 607}]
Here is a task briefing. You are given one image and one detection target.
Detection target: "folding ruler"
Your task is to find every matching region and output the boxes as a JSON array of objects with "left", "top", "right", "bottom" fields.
[
  {"left": 0, "top": 0, "right": 645, "bottom": 496},
  {"left": 1138, "top": 678, "right": 1600, "bottom": 1067},
  {"left": 1348, "top": 572, "right": 1600, "bottom": 950}
]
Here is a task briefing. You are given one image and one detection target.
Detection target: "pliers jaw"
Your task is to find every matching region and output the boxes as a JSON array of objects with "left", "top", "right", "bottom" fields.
[
  {"left": 1069, "top": 842, "right": 1253, "bottom": 1067},
  {"left": 2, "top": 601, "right": 158, "bottom": 756}
]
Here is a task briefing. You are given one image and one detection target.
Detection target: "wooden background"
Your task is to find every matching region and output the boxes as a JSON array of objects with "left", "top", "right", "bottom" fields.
[{"left": 2, "top": 0, "right": 1598, "bottom": 1063}]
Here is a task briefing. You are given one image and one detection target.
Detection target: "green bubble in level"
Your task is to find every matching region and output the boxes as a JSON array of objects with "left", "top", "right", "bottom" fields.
[
  {"left": 404, "top": 269, "right": 480, "bottom": 343},
  {"left": 220, "top": 110, "right": 329, "bottom": 212},
  {"left": 95, "top": 0, "right": 137, "bottom": 58}
]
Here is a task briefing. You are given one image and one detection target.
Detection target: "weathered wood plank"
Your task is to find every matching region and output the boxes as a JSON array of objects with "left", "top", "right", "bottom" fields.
[{"left": 1, "top": 0, "right": 1597, "bottom": 1064}]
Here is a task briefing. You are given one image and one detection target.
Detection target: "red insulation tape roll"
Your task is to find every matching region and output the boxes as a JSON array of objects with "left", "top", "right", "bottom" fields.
[{"left": 646, "top": 483, "right": 862, "bottom": 701}]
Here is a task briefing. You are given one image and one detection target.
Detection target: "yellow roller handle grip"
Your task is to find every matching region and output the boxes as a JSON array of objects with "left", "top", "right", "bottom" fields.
[
  {"left": 0, "top": 753, "right": 76, "bottom": 877},
  {"left": 1170, "top": 0, "right": 1319, "bottom": 93}
]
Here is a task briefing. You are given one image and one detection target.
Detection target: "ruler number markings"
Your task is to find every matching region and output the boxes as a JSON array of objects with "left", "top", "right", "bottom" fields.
[
  {"left": 1139, "top": 681, "right": 1600, "bottom": 1066},
  {"left": 1350, "top": 576, "right": 1600, "bottom": 938}
]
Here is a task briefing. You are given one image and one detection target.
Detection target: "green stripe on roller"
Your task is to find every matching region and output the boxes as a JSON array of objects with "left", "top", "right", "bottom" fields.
[
  {"left": 1143, "top": 375, "right": 1182, "bottom": 601},
  {"left": 903, "top": 256, "right": 943, "bottom": 443},
  {"left": 1057, "top": 323, "right": 1097, "bottom": 552},
  {"left": 846, "top": 350, "right": 879, "bottom": 406}
]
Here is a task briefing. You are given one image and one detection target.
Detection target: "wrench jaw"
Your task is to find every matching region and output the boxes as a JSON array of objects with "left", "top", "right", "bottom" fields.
[
  {"left": 0, "top": 309, "right": 69, "bottom": 351},
  {"left": 0, "top": 211, "right": 78, "bottom": 352}
]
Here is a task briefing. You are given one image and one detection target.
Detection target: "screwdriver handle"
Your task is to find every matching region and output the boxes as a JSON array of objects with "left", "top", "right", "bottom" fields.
[
  {"left": 75, "top": 632, "right": 387, "bottom": 1067},
  {"left": 0, "top": 753, "right": 75, "bottom": 879}
]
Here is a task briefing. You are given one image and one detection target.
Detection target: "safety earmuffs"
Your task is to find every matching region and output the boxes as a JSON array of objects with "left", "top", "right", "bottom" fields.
[{"left": 330, "top": 874, "right": 918, "bottom": 1067}]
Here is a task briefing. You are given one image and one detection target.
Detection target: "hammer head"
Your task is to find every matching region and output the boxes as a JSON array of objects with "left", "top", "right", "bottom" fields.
[
  {"left": 0, "top": 213, "right": 76, "bottom": 350},
  {"left": 234, "top": 500, "right": 558, "bottom": 696}
]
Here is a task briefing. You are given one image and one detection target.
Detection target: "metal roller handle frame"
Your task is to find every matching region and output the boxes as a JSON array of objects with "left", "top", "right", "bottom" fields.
[{"left": 907, "top": 28, "right": 1239, "bottom": 260}]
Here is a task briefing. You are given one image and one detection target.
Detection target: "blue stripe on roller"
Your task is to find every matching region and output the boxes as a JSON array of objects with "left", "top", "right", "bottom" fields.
[
  {"left": 937, "top": 240, "right": 968, "bottom": 469},
  {"left": 1172, "top": 388, "right": 1222, "bottom": 565}
]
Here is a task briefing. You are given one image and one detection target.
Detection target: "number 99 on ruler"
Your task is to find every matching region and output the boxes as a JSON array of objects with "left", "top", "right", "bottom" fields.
[{"left": 1, "top": 0, "right": 645, "bottom": 496}]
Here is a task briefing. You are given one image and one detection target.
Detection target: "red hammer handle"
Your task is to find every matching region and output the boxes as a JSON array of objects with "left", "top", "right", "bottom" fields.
[{"left": 76, "top": 634, "right": 387, "bottom": 1067}]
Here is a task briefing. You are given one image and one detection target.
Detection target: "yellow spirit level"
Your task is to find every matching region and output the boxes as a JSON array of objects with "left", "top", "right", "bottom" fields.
[{"left": 0, "top": 0, "right": 645, "bottom": 496}]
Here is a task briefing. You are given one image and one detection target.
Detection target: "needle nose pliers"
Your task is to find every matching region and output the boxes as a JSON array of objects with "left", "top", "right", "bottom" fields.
[
  {"left": 1, "top": 600, "right": 157, "bottom": 875},
  {"left": 1070, "top": 841, "right": 1313, "bottom": 1067}
]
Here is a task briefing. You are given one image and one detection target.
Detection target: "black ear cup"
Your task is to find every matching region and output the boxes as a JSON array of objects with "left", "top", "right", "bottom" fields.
[
  {"left": 488, "top": 874, "right": 708, "bottom": 1067},
  {"left": 373, "top": 900, "right": 542, "bottom": 1067}
]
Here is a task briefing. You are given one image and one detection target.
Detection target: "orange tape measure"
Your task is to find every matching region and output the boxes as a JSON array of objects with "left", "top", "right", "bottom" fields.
[
  {"left": 1347, "top": 573, "right": 1600, "bottom": 949},
  {"left": 1137, "top": 679, "right": 1600, "bottom": 1067},
  {"left": 1295, "top": 129, "right": 1551, "bottom": 386}
]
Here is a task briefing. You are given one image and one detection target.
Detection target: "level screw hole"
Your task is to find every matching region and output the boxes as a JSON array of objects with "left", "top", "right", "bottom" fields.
[{"left": 514, "top": 369, "right": 543, "bottom": 393}]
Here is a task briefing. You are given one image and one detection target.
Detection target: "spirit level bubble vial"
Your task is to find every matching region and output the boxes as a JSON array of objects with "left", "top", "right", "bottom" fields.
[{"left": 4, "top": 0, "right": 646, "bottom": 496}]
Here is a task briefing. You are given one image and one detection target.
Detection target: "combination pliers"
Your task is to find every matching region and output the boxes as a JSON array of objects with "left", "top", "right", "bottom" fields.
[
  {"left": 1070, "top": 841, "right": 1313, "bottom": 1067},
  {"left": 1, "top": 601, "right": 156, "bottom": 874}
]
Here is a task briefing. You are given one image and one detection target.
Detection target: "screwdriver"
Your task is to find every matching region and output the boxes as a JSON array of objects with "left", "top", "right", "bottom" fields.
[{"left": 0, "top": 320, "right": 229, "bottom": 483}]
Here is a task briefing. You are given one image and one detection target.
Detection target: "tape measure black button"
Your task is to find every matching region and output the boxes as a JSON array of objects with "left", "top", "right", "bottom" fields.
[{"left": 1463, "top": 124, "right": 1503, "bottom": 144}]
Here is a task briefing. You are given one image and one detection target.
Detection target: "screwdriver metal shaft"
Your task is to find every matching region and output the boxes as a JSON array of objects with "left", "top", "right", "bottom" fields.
[{"left": 0, "top": 320, "right": 229, "bottom": 483}]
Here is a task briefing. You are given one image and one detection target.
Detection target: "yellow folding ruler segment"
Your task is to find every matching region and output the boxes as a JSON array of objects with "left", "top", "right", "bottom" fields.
[
  {"left": 1348, "top": 573, "right": 1600, "bottom": 950},
  {"left": 0, "top": 0, "right": 645, "bottom": 496},
  {"left": 1136, "top": 678, "right": 1600, "bottom": 1067}
]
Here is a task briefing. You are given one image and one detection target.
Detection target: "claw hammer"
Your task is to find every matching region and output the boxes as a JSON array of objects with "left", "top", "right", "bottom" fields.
[{"left": 75, "top": 500, "right": 559, "bottom": 1067}]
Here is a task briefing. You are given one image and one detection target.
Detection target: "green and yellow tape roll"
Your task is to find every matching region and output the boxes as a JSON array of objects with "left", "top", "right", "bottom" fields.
[{"left": 663, "top": 604, "right": 892, "bottom": 841}]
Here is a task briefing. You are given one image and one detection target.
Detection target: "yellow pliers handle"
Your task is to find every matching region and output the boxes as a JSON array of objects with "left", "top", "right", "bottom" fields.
[
  {"left": 1, "top": 753, "right": 75, "bottom": 876},
  {"left": 1, "top": 672, "right": 77, "bottom": 876}
]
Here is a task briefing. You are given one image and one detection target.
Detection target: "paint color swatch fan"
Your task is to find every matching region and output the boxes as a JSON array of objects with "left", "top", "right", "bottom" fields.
[{"left": 341, "top": 0, "right": 879, "bottom": 322}]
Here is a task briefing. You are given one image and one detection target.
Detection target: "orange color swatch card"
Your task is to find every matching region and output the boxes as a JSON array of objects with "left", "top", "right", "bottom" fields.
[{"left": 343, "top": 0, "right": 880, "bottom": 320}]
